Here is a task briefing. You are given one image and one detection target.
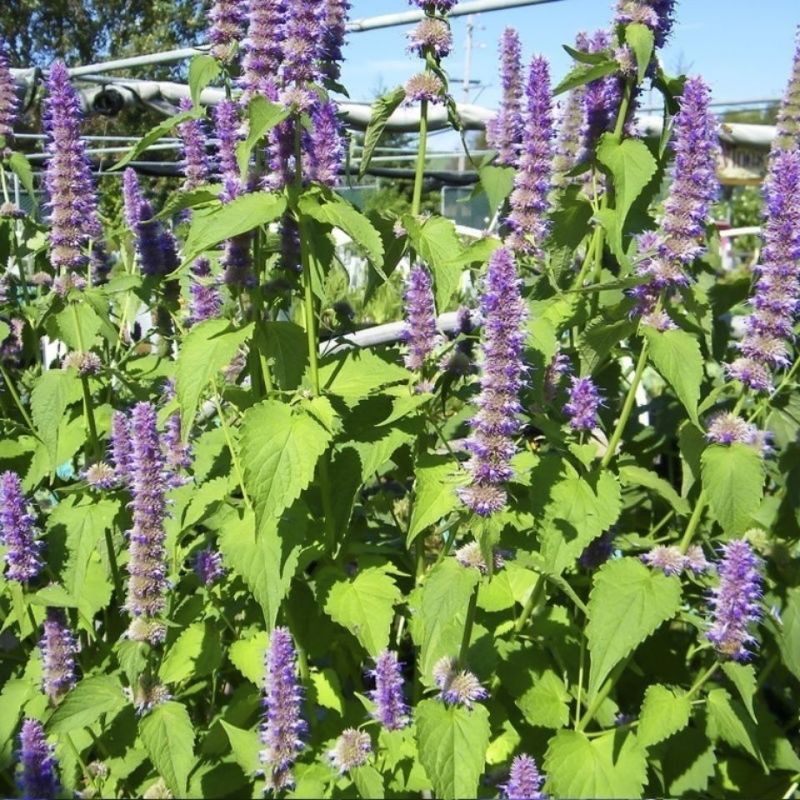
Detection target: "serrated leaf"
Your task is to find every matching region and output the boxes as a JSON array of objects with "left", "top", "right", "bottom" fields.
[
  {"left": 113, "top": 111, "right": 195, "bottom": 171},
  {"left": 643, "top": 327, "right": 703, "bottom": 425},
  {"left": 220, "top": 721, "right": 261, "bottom": 777},
  {"left": 237, "top": 96, "right": 289, "bottom": 175},
  {"left": 414, "top": 699, "right": 490, "bottom": 800},
  {"left": 478, "top": 165, "right": 515, "bottom": 216},
  {"left": 586, "top": 558, "right": 682, "bottom": 696},
  {"left": 701, "top": 443, "right": 764, "bottom": 535},
  {"left": 407, "top": 454, "right": 462, "bottom": 546},
  {"left": 352, "top": 765, "right": 385, "bottom": 799},
  {"left": 404, "top": 215, "right": 463, "bottom": 311},
  {"left": 0, "top": 678, "right": 36, "bottom": 753},
  {"left": 139, "top": 701, "right": 195, "bottom": 796},
  {"left": 8, "top": 151, "right": 36, "bottom": 208},
  {"left": 706, "top": 688, "right": 763, "bottom": 764},
  {"left": 578, "top": 318, "right": 637, "bottom": 375},
  {"left": 544, "top": 730, "right": 648, "bottom": 799},
  {"left": 618, "top": 464, "right": 690, "bottom": 516},
  {"left": 318, "top": 349, "right": 408, "bottom": 401},
  {"left": 257, "top": 321, "right": 308, "bottom": 391},
  {"left": 188, "top": 54, "right": 221, "bottom": 106},
  {"left": 516, "top": 670, "right": 571, "bottom": 729},
  {"left": 638, "top": 684, "right": 691, "bottom": 747},
  {"left": 159, "top": 621, "right": 223, "bottom": 684},
  {"left": 55, "top": 301, "right": 102, "bottom": 351},
  {"left": 176, "top": 319, "right": 253, "bottom": 434},
  {"left": 359, "top": 86, "right": 406, "bottom": 178},
  {"left": 240, "top": 398, "right": 334, "bottom": 525},
  {"left": 663, "top": 727, "right": 717, "bottom": 796},
  {"left": 324, "top": 566, "right": 401, "bottom": 656},
  {"left": 625, "top": 23, "right": 655, "bottom": 83},
  {"left": 228, "top": 631, "right": 268, "bottom": 685},
  {"left": 554, "top": 60, "right": 619, "bottom": 95},
  {"left": 778, "top": 588, "right": 800, "bottom": 681},
  {"left": 48, "top": 676, "right": 127, "bottom": 733},
  {"left": 30, "top": 369, "right": 80, "bottom": 468},
  {"left": 722, "top": 663, "right": 757, "bottom": 723}
]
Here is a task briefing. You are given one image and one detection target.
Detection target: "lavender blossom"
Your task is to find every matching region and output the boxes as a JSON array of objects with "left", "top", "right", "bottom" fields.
[
  {"left": 85, "top": 463, "right": 118, "bottom": 490},
  {"left": 208, "top": 0, "right": 247, "bottom": 63},
  {"left": 280, "top": 1, "right": 325, "bottom": 86},
  {"left": 110, "top": 410, "right": 132, "bottom": 485},
  {"left": 44, "top": 62, "right": 108, "bottom": 282},
  {"left": 187, "top": 258, "right": 222, "bottom": 326},
  {"left": 124, "top": 403, "right": 169, "bottom": 643},
  {"left": 685, "top": 545, "right": 710, "bottom": 574},
  {"left": 707, "top": 539, "right": 763, "bottom": 661},
  {"left": 486, "top": 28, "right": 523, "bottom": 167},
  {"left": 63, "top": 351, "right": 102, "bottom": 376},
  {"left": 328, "top": 729, "right": 372, "bottom": 773},
  {"left": 501, "top": 754, "right": 546, "bottom": 800},
  {"left": 0, "top": 471, "right": 42, "bottom": 583},
  {"left": 432, "top": 656, "right": 487, "bottom": 709},
  {"left": 215, "top": 100, "right": 245, "bottom": 204},
  {"left": 40, "top": 610, "right": 77, "bottom": 702},
  {"left": 241, "top": 0, "right": 285, "bottom": 101},
  {"left": 321, "top": 0, "right": 351, "bottom": 80},
  {"left": 614, "top": 0, "right": 677, "bottom": 50},
  {"left": 543, "top": 350, "right": 571, "bottom": 402},
  {"left": 402, "top": 265, "right": 440, "bottom": 370},
  {"left": 0, "top": 35, "right": 18, "bottom": 138},
  {"left": 579, "top": 31, "right": 622, "bottom": 156},
  {"left": 177, "top": 99, "right": 210, "bottom": 190},
  {"left": 552, "top": 86, "right": 586, "bottom": 188},
  {"left": 308, "top": 101, "right": 343, "bottom": 186},
  {"left": 17, "top": 719, "right": 59, "bottom": 800},
  {"left": 641, "top": 545, "right": 686, "bottom": 576},
  {"left": 368, "top": 650, "right": 409, "bottom": 731},
  {"left": 404, "top": 72, "right": 445, "bottom": 104},
  {"left": 564, "top": 376, "right": 602, "bottom": 432},
  {"left": 194, "top": 548, "right": 226, "bottom": 586},
  {"left": 164, "top": 413, "right": 192, "bottom": 481},
  {"left": 454, "top": 541, "right": 505, "bottom": 574},
  {"left": 706, "top": 412, "right": 768, "bottom": 453},
  {"left": 131, "top": 675, "right": 171, "bottom": 715},
  {"left": 506, "top": 56, "right": 554, "bottom": 257},
  {"left": 459, "top": 247, "right": 527, "bottom": 516},
  {"left": 261, "top": 627, "right": 306, "bottom": 790},
  {"left": 407, "top": 18, "right": 453, "bottom": 59},
  {"left": 773, "top": 30, "right": 800, "bottom": 153}
]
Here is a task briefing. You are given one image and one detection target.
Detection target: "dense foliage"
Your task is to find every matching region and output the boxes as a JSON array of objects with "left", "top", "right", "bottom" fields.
[{"left": 1, "top": 1, "right": 800, "bottom": 798}]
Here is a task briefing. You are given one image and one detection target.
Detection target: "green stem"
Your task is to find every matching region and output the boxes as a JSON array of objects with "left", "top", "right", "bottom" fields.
[
  {"left": 613, "top": 79, "right": 634, "bottom": 141},
  {"left": 679, "top": 489, "right": 707, "bottom": 554},
  {"left": 458, "top": 583, "right": 479, "bottom": 668},
  {"left": 600, "top": 338, "right": 649, "bottom": 469},
  {"left": 104, "top": 527, "right": 123, "bottom": 603},
  {"left": 214, "top": 395, "right": 252, "bottom": 511},
  {"left": 513, "top": 575, "right": 544, "bottom": 635},
  {"left": 411, "top": 99, "right": 429, "bottom": 217},
  {"left": 0, "top": 363, "right": 34, "bottom": 429},
  {"left": 71, "top": 303, "right": 101, "bottom": 460},
  {"left": 575, "top": 631, "right": 586, "bottom": 728},
  {"left": 686, "top": 661, "right": 720, "bottom": 699},
  {"left": 576, "top": 655, "right": 631, "bottom": 732},
  {"left": 301, "top": 239, "right": 320, "bottom": 395}
]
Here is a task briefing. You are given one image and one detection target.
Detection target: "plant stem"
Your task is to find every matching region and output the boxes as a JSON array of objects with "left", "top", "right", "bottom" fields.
[
  {"left": 575, "top": 631, "right": 586, "bottom": 728},
  {"left": 458, "top": 583, "right": 479, "bottom": 668},
  {"left": 104, "top": 527, "right": 123, "bottom": 603},
  {"left": 71, "top": 303, "right": 101, "bottom": 460},
  {"left": 600, "top": 338, "right": 649, "bottom": 469},
  {"left": 214, "top": 395, "right": 252, "bottom": 511},
  {"left": 576, "top": 655, "right": 631, "bottom": 732},
  {"left": 513, "top": 575, "right": 544, "bottom": 635},
  {"left": 678, "top": 489, "right": 707, "bottom": 554},
  {"left": 0, "top": 363, "right": 34, "bottom": 429},
  {"left": 411, "top": 99, "right": 429, "bottom": 217},
  {"left": 686, "top": 661, "right": 720, "bottom": 699}
]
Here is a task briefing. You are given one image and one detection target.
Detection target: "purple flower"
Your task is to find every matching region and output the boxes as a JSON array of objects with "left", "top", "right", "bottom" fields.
[
  {"left": 194, "top": 548, "right": 226, "bottom": 586},
  {"left": 308, "top": 101, "right": 343, "bottom": 187},
  {"left": 486, "top": 28, "right": 523, "bottom": 167},
  {"left": 328, "top": 729, "right": 372, "bottom": 773},
  {"left": 685, "top": 545, "right": 710, "bottom": 574},
  {"left": 459, "top": 247, "right": 527, "bottom": 516},
  {"left": 579, "top": 530, "right": 614, "bottom": 569},
  {"left": 177, "top": 99, "right": 210, "bottom": 190},
  {"left": 84, "top": 462, "right": 117, "bottom": 490},
  {"left": 44, "top": 62, "right": 108, "bottom": 283},
  {"left": 773, "top": 31, "right": 800, "bottom": 153},
  {"left": 501, "top": 754, "right": 546, "bottom": 800},
  {"left": 404, "top": 72, "right": 445, "bottom": 104},
  {"left": 707, "top": 539, "right": 763, "bottom": 661},
  {"left": 321, "top": 0, "right": 351, "bottom": 81},
  {"left": 564, "top": 376, "right": 602, "bottom": 432},
  {"left": 0, "top": 35, "right": 19, "bottom": 138},
  {"left": 506, "top": 56, "right": 554, "bottom": 257},
  {"left": 432, "top": 656, "right": 487, "bottom": 709},
  {"left": 241, "top": 0, "right": 285, "bottom": 101},
  {"left": 543, "top": 351, "right": 571, "bottom": 402},
  {"left": 454, "top": 541, "right": 505, "bottom": 574},
  {"left": 579, "top": 30, "right": 622, "bottom": 156},
  {"left": 0, "top": 471, "right": 42, "bottom": 583},
  {"left": 280, "top": 0, "right": 325, "bottom": 86},
  {"left": 214, "top": 100, "right": 245, "bottom": 203},
  {"left": 17, "top": 719, "right": 59, "bottom": 800},
  {"left": 40, "top": 610, "right": 77, "bottom": 702},
  {"left": 706, "top": 412, "right": 768, "bottom": 453},
  {"left": 407, "top": 18, "right": 453, "bottom": 59},
  {"left": 110, "top": 410, "right": 132, "bottom": 485},
  {"left": 164, "top": 413, "right": 192, "bottom": 481},
  {"left": 402, "top": 265, "right": 440, "bottom": 370},
  {"left": 261, "top": 627, "right": 306, "bottom": 791},
  {"left": 124, "top": 403, "right": 169, "bottom": 643},
  {"left": 208, "top": 0, "right": 247, "bottom": 63},
  {"left": 641, "top": 545, "right": 686, "bottom": 576},
  {"left": 368, "top": 650, "right": 409, "bottom": 731},
  {"left": 615, "top": 0, "right": 677, "bottom": 49},
  {"left": 187, "top": 257, "right": 222, "bottom": 326},
  {"left": 552, "top": 86, "right": 586, "bottom": 188}
]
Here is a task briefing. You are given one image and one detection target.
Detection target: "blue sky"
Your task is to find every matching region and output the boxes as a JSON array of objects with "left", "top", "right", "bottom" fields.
[{"left": 340, "top": 0, "right": 799, "bottom": 116}]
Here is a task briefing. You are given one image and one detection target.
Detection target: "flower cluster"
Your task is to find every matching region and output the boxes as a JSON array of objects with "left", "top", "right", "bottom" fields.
[
  {"left": 40, "top": 611, "right": 77, "bottom": 702},
  {"left": 564, "top": 376, "right": 602, "bottom": 431},
  {"left": 578, "top": 30, "right": 621, "bottom": 156},
  {"left": 0, "top": 35, "right": 18, "bottom": 138},
  {"left": 407, "top": 17, "right": 453, "bottom": 59},
  {"left": 706, "top": 412, "right": 769, "bottom": 453},
  {"left": 368, "top": 650, "right": 409, "bottom": 731},
  {"left": 433, "top": 656, "right": 487, "bottom": 709},
  {"left": 486, "top": 28, "right": 524, "bottom": 166},
  {"left": 17, "top": 719, "right": 60, "bottom": 800},
  {"left": 0, "top": 470, "right": 42, "bottom": 583},
  {"left": 328, "top": 729, "right": 372, "bottom": 773},
  {"left": 177, "top": 98, "right": 210, "bottom": 190},
  {"left": 501, "top": 754, "right": 546, "bottom": 800},
  {"left": 208, "top": 0, "right": 247, "bottom": 63},
  {"left": 241, "top": 0, "right": 285, "bottom": 100},
  {"left": 615, "top": 0, "right": 677, "bottom": 50},
  {"left": 773, "top": 31, "right": 800, "bottom": 153},
  {"left": 454, "top": 541, "right": 505, "bottom": 574},
  {"left": 642, "top": 545, "right": 709, "bottom": 576},
  {"left": 402, "top": 265, "right": 440, "bottom": 371}
]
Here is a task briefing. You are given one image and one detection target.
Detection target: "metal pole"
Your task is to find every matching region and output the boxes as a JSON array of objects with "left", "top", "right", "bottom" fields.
[{"left": 458, "top": 15, "right": 475, "bottom": 173}]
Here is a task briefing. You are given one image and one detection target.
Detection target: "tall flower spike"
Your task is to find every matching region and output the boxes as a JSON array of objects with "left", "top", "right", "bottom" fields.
[
  {"left": 552, "top": 85, "right": 586, "bottom": 188},
  {"left": 368, "top": 650, "right": 409, "bottom": 731},
  {"left": 321, "top": 0, "right": 351, "bottom": 81},
  {"left": 44, "top": 62, "right": 108, "bottom": 282},
  {"left": 579, "top": 30, "right": 622, "bottom": 157},
  {"left": 280, "top": 0, "right": 325, "bottom": 86},
  {"left": 187, "top": 257, "right": 222, "bottom": 326},
  {"left": 773, "top": 29, "right": 800, "bottom": 153},
  {"left": 501, "top": 754, "right": 546, "bottom": 800},
  {"left": 0, "top": 470, "right": 42, "bottom": 583},
  {"left": 506, "top": 56, "right": 554, "bottom": 257},
  {"left": 17, "top": 719, "right": 60, "bottom": 800},
  {"left": 707, "top": 539, "right": 763, "bottom": 662},
  {"left": 564, "top": 376, "right": 602, "bottom": 431},
  {"left": 402, "top": 265, "right": 440, "bottom": 371},
  {"left": 163, "top": 413, "right": 192, "bottom": 483},
  {"left": 124, "top": 403, "right": 169, "bottom": 644},
  {"left": 459, "top": 247, "right": 527, "bottom": 516},
  {"left": 110, "top": 410, "right": 132, "bottom": 485},
  {"left": 177, "top": 98, "right": 210, "bottom": 190},
  {"left": 208, "top": 0, "right": 247, "bottom": 63},
  {"left": 40, "top": 610, "right": 77, "bottom": 702},
  {"left": 308, "top": 101, "right": 343, "bottom": 187},
  {"left": 0, "top": 35, "right": 19, "bottom": 138},
  {"left": 241, "top": 0, "right": 286, "bottom": 101},
  {"left": 261, "top": 627, "right": 306, "bottom": 791},
  {"left": 194, "top": 548, "right": 226, "bottom": 586},
  {"left": 486, "top": 28, "right": 523, "bottom": 167},
  {"left": 729, "top": 149, "right": 800, "bottom": 391},
  {"left": 614, "top": 0, "right": 677, "bottom": 50}
]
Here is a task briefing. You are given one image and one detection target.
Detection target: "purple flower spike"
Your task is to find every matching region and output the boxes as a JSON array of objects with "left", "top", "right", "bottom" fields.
[
  {"left": 164, "top": 413, "right": 192, "bottom": 481},
  {"left": 208, "top": 0, "right": 247, "bottom": 63},
  {"left": 641, "top": 545, "right": 686, "bottom": 576},
  {"left": 0, "top": 471, "right": 42, "bottom": 583},
  {"left": 433, "top": 656, "right": 487, "bottom": 709},
  {"left": 194, "top": 548, "right": 226, "bottom": 586},
  {"left": 506, "top": 56, "right": 554, "bottom": 257},
  {"left": 261, "top": 627, "right": 307, "bottom": 791},
  {"left": 44, "top": 61, "right": 108, "bottom": 283},
  {"left": 707, "top": 539, "right": 763, "bottom": 662},
  {"left": 177, "top": 99, "right": 210, "bottom": 190},
  {"left": 0, "top": 36, "right": 19, "bottom": 138},
  {"left": 368, "top": 650, "right": 409, "bottom": 731},
  {"left": 552, "top": 86, "right": 586, "bottom": 188},
  {"left": 187, "top": 257, "right": 222, "bottom": 326},
  {"left": 564, "top": 376, "right": 602, "bottom": 432},
  {"left": 124, "top": 403, "right": 169, "bottom": 643},
  {"left": 40, "top": 610, "right": 77, "bottom": 702},
  {"left": 579, "top": 30, "right": 622, "bottom": 156},
  {"left": 281, "top": 0, "right": 325, "bottom": 86},
  {"left": 773, "top": 30, "right": 800, "bottom": 153},
  {"left": 17, "top": 719, "right": 59, "bottom": 800},
  {"left": 308, "top": 101, "right": 343, "bottom": 187},
  {"left": 615, "top": 0, "right": 677, "bottom": 50},
  {"left": 459, "top": 247, "right": 527, "bottom": 517},
  {"left": 403, "top": 265, "right": 440, "bottom": 371},
  {"left": 486, "top": 28, "right": 523, "bottom": 167},
  {"left": 501, "top": 753, "right": 546, "bottom": 800},
  {"left": 328, "top": 729, "right": 372, "bottom": 773},
  {"left": 241, "top": 0, "right": 285, "bottom": 100},
  {"left": 110, "top": 410, "right": 132, "bottom": 485},
  {"left": 321, "top": 0, "right": 351, "bottom": 81}
]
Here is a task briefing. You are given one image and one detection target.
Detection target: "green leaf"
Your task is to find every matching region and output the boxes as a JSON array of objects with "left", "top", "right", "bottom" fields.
[
  {"left": 618, "top": 464, "right": 690, "bottom": 516},
  {"left": 404, "top": 215, "right": 463, "bottom": 311},
  {"left": 30, "top": 369, "right": 80, "bottom": 468},
  {"left": 48, "top": 676, "right": 127, "bottom": 733},
  {"left": 159, "top": 621, "right": 223, "bottom": 684},
  {"left": 318, "top": 349, "right": 408, "bottom": 401},
  {"left": 586, "top": 558, "right": 682, "bottom": 696},
  {"left": 414, "top": 699, "right": 490, "bottom": 800},
  {"left": 578, "top": 318, "right": 637, "bottom": 376},
  {"left": 722, "top": 663, "right": 757, "bottom": 723},
  {"left": 324, "top": 565, "right": 402, "bottom": 656},
  {"left": 352, "top": 765, "right": 385, "bottom": 800},
  {"left": 220, "top": 721, "right": 261, "bottom": 777},
  {"left": 184, "top": 192, "right": 286, "bottom": 263},
  {"left": 554, "top": 60, "right": 619, "bottom": 95},
  {"left": 706, "top": 688, "right": 763, "bottom": 764},
  {"left": 112, "top": 110, "right": 195, "bottom": 171},
  {"left": 139, "top": 701, "right": 195, "bottom": 796},
  {"left": 310, "top": 668, "right": 345, "bottom": 715},
  {"left": 778, "top": 588, "right": 800, "bottom": 681},
  {"left": 188, "top": 54, "right": 221, "bottom": 106},
  {"left": 478, "top": 165, "right": 515, "bottom": 216},
  {"left": 257, "top": 321, "right": 308, "bottom": 391},
  {"left": 515, "top": 670, "right": 571, "bottom": 729},
  {"left": 8, "top": 151, "right": 37, "bottom": 208},
  {"left": 359, "top": 86, "right": 406, "bottom": 178},
  {"left": 662, "top": 727, "right": 717, "bottom": 796},
  {"left": 544, "top": 730, "right": 648, "bottom": 799},
  {"left": 643, "top": 327, "right": 703, "bottom": 425},
  {"left": 0, "top": 678, "right": 36, "bottom": 754},
  {"left": 237, "top": 97, "right": 289, "bottom": 175},
  {"left": 176, "top": 319, "right": 253, "bottom": 434},
  {"left": 637, "top": 684, "right": 692, "bottom": 747},
  {"left": 55, "top": 302, "right": 102, "bottom": 351},
  {"left": 625, "top": 23, "right": 655, "bottom": 83},
  {"left": 228, "top": 631, "right": 268, "bottom": 685},
  {"left": 240, "top": 397, "right": 335, "bottom": 525},
  {"left": 407, "top": 454, "right": 462, "bottom": 546},
  {"left": 701, "top": 443, "right": 764, "bottom": 535}
]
